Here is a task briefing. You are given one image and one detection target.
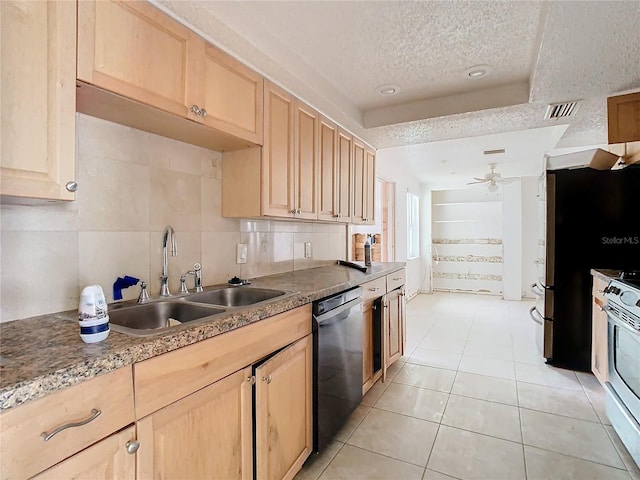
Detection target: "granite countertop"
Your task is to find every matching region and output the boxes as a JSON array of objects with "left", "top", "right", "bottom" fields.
[{"left": 0, "top": 261, "right": 405, "bottom": 412}]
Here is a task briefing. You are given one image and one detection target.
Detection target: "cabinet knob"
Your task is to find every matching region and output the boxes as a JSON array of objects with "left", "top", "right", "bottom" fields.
[
  {"left": 369, "top": 287, "right": 380, "bottom": 292},
  {"left": 65, "top": 181, "right": 78, "bottom": 192},
  {"left": 289, "top": 209, "right": 297, "bottom": 215},
  {"left": 199, "top": 108, "right": 207, "bottom": 117},
  {"left": 262, "top": 375, "right": 272, "bottom": 384},
  {"left": 189, "top": 105, "right": 202, "bottom": 116},
  {"left": 126, "top": 440, "right": 140, "bottom": 454},
  {"left": 246, "top": 376, "right": 256, "bottom": 385}
]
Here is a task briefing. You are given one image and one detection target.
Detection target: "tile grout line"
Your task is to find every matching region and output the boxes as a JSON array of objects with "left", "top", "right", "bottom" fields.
[{"left": 515, "top": 373, "right": 529, "bottom": 480}]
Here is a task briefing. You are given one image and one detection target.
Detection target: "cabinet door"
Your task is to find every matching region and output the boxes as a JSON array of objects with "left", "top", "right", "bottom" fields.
[
  {"left": 32, "top": 426, "right": 136, "bottom": 480},
  {"left": 591, "top": 276, "right": 609, "bottom": 384},
  {"left": 351, "top": 139, "right": 366, "bottom": 224},
  {"left": 137, "top": 367, "right": 253, "bottom": 480},
  {"left": 336, "top": 129, "right": 353, "bottom": 222},
  {"left": 77, "top": 0, "right": 190, "bottom": 118},
  {"left": 255, "top": 335, "right": 313, "bottom": 480},
  {"left": 262, "top": 81, "right": 295, "bottom": 217},
  {"left": 294, "top": 100, "right": 319, "bottom": 220},
  {"left": 318, "top": 116, "right": 338, "bottom": 221},
  {"left": 384, "top": 288, "right": 405, "bottom": 378},
  {"left": 1, "top": 0, "right": 76, "bottom": 202},
  {"left": 189, "top": 39, "right": 264, "bottom": 145},
  {"left": 607, "top": 92, "right": 640, "bottom": 144},
  {"left": 364, "top": 148, "right": 376, "bottom": 225}
]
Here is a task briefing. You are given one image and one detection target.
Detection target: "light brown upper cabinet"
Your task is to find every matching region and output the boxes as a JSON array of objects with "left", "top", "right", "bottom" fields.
[
  {"left": 336, "top": 128, "right": 353, "bottom": 222},
  {"left": 77, "top": 0, "right": 191, "bottom": 117},
  {"left": 318, "top": 116, "right": 339, "bottom": 221},
  {"left": 351, "top": 140, "right": 376, "bottom": 225},
  {"left": 293, "top": 100, "right": 320, "bottom": 220},
  {"left": 223, "top": 81, "right": 318, "bottom": 219},
  {"left": 77, "top": 0, "right": 263, "bottom": 149},
  {"left": 187, "top": 38, "right": 264, "bottom": 145},
  {"left": 364, "top": 147, "right": 376, "bottom": 224},
  {"left": 262, "top": 81, "right": 296, "bottom": 217},
  {"left": 1, "top": 0, "right": 76, "bottom": 203},
  {"left": 607, "top": 92, "right": 640, "bottom": 144}
]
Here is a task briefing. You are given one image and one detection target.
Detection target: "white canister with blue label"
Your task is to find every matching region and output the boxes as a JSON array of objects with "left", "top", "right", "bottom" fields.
[{"left": 78, "top": 285, "right": 110, "bottom": 343}]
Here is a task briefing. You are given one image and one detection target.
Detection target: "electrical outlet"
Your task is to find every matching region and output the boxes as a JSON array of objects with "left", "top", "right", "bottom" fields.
[
  {"left": 304, "top": 242, "right": 312, "bottom": 258},
  {"left": 236, "top": 243, "right": 247, "bottom": 264}
]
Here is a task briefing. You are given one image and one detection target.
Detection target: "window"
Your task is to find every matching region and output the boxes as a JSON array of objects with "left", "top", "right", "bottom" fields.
[{"left": 407, "top": 193, "right": 419, "bottom": 259}]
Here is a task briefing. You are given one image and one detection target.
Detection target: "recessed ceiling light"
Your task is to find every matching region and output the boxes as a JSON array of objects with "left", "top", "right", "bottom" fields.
[
  {"left": 464, "top": 65, "right": 493, "bottom": 79},
  {"left": 376, "top": 84, "right": 401, "bottom": 96}
]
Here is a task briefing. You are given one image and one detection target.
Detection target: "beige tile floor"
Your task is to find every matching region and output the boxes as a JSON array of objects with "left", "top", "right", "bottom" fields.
[{"left": 295, "top": 292, "right": 640, "bottom": 480}]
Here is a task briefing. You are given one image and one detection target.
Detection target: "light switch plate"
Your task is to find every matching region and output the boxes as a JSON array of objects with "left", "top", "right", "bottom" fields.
[
  {"left": 237, "top": 243, "right": 247, "bottom": 264},
  {"left": 304, "top": 242, "right": 312, "bottom": 258}
]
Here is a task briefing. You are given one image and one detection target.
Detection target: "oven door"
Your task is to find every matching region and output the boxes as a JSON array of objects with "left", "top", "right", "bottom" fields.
[
  {"left": 606, "top": 308, "right": 640, "bottom": 421},
  {"left": 605, "top": 307, "right": 640, "bottom": 466}
]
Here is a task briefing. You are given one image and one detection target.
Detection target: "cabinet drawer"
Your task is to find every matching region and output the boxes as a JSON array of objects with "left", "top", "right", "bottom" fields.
[
  {"left": 386, "top": 269, "right": 406, "bottom": 292},
  {"left": 134, "top": 305, "right": 312, "bottom": 418},
  {"left": 362, "top": 277, "right": 386, "bottom": 302},
  {"left": 0, "top": 367, "right": 134, "bottom": 479}
]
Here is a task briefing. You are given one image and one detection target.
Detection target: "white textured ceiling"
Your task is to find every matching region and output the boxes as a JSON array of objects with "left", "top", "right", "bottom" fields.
[{"left": 153, "top": 0, "right": 640, "bottom": 186}]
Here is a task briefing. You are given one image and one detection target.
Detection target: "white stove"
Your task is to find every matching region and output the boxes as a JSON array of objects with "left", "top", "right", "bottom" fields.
[{"left": 603, "top": 274, "right": 640, "bottom": 468}]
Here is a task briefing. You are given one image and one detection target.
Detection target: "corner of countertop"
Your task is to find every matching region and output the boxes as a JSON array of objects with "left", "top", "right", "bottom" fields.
[{"left": 591, "top": 268, "right": 623, "bottom": 281}]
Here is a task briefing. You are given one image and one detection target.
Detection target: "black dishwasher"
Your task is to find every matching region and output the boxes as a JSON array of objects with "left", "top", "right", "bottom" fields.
[{"left": 312, "top": 286, "right": 363, "bottom": 453}]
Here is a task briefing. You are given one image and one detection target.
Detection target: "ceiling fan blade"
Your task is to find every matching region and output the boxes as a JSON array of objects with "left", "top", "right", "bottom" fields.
[
  {"left": 467, "top": 180, "right": 488, "bottom": 185},
  {"left": 472, "top": 177, "right": 488, "bottom": 182}
]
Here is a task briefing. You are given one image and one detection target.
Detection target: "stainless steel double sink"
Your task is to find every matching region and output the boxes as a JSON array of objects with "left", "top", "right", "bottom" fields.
[{"left": 108, "top": 286, "right": 289, "bottom": 337}]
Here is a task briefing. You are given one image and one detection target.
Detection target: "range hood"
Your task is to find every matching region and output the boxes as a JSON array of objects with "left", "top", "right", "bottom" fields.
[{"left": 545, "top": 148, "right": 620, "bottom": 171}]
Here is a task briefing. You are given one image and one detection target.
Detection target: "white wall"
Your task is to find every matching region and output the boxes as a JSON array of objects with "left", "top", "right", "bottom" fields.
[
  {"left": 375, "top": 151, "right": 422, "bottom": 299},
  {"left": 0, "top": 114, "right": 347, "bottom": 322}
]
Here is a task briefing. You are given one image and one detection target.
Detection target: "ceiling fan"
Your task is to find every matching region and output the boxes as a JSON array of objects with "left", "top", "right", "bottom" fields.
[{"left": 467, "top": 163, "right": 515, "bottom": 191}]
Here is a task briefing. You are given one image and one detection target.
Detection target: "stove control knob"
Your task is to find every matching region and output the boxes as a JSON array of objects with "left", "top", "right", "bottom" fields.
[{"left": 611, "top": 286, "right": 621, "bottom": 295}]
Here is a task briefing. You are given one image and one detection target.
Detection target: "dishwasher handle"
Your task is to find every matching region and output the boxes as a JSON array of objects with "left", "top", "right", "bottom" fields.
[{"left": 313, "top": 297, "right": 362, "bottom": 324}]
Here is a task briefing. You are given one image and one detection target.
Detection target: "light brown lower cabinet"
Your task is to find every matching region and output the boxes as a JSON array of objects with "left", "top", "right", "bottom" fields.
[
  {"left": 591, "top": 275, "right": 609, "bottom": 384},
  {"left": 362, "top": 277, "right": 386, "bottom": 395},
  {"left": 32, "top": 426, "right": 137, "bottom": 480},
  {"left": 137, "top": 367, "right": 253, "bottom": 480},
  {"left": 136, "top": 335, "right": 312, "bottom": 480},
  {"left": 256, "top": 334, "right": 313, "bottom": 480},
  {"left": 383, "top": 286, "right": 405, "bottom": 381}
]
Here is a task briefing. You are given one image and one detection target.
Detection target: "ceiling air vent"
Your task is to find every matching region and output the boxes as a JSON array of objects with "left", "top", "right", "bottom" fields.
[{"left": 544, "top": 101, "right": 581, "bottom": 120}]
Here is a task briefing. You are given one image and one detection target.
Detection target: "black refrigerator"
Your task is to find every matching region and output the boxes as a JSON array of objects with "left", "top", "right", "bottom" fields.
[{"left": 534, "top": 164, "right": 640, "bottom": 372}]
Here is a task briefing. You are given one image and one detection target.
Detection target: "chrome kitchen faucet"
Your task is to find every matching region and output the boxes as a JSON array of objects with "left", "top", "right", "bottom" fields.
[{"left": 160, "top": 225, "right": 178, "bottom": 296}]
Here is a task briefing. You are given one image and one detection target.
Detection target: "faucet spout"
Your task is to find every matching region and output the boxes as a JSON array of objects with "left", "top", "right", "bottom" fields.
[{"left": 160, "top": 225, "right": 178, "bottom": 296}]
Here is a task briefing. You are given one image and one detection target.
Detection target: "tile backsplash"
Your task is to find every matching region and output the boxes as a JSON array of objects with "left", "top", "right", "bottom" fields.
[{"left": 0, "top": 114, "right": 346, "bottom": 323}]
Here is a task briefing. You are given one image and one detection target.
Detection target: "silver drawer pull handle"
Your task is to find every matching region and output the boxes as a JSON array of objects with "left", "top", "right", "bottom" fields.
[
  {"left": 369, "top": 287, "right": 380, "bottom": 291},
  {"left": 392, "top": 277, "right": 402, "bottom": 281},
  {"left": 41, "top": 409, "right": 101, "bottom": 442}
]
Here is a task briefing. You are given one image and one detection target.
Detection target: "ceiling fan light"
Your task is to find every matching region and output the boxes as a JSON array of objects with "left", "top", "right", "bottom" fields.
[{"left": 487, "top": 183, "right": 499, "bottom": 192}]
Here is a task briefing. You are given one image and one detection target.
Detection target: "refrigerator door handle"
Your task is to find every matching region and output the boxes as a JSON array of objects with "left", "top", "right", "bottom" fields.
[
  {"left": 531, "top": 283, "right": 544, "bottom": 298},
  {"left": 529, "top": 306, "right": 544, "bottom": 326}
]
